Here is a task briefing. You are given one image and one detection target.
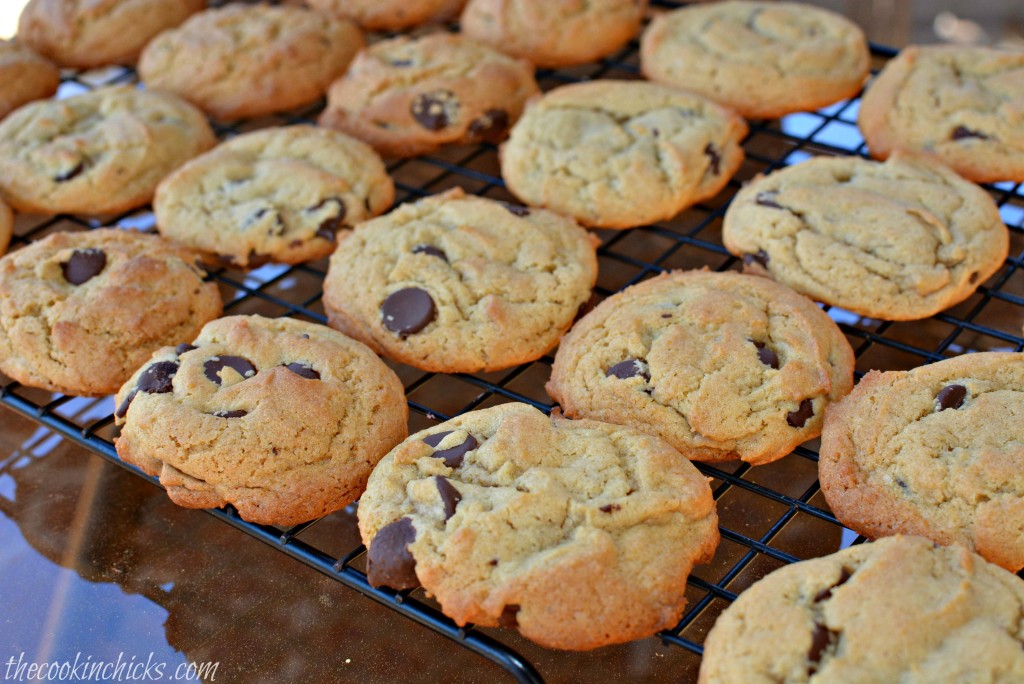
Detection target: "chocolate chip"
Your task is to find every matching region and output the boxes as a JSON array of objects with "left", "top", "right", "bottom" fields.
[
  {"left": 412, "top": 244, "right": 447, "bottom": 261},
  {"left": 704, "top": 143, "right": 721, "bottom": 175},
  {"left": 743, "top": 250, "right": 770, "bottom": 269},
  {"left": 366, "top": 517, "right": 418, "bottom": 590},
  {"left": 61, "top": 248, "right": 106, "bottom": 285},
  {"left": 283, "top": 362, "right": 319, "bottom": 380},
  {"left": 411, "top": 90, "right": 458, "bottom": 130},
  {"left": 435, "top": 476, "right": 462, "bottom": 522},
  {"left": 467, "top": 108, "right": 510, "bottom": 143},
  {"left": 213, "top": 409, "right": 247, "bottom": 418},
  {"left": 952, "top": 126, "right": 989, "bottom": 141},
  {"left": 138, "top": 361, "right": 179, "bottom": 394},
  {"left": 175, "top": 343, "right": 197, "bottom": 356},
  {"left": 308, "top": 197, "right": 347, "bottom": 241},
  {"left": 54, "top": 161, "right": 84, "bottom": 183},
  {"left": 755, "top": 191, "right": 783, "bottom": 209},
  {"left": 814, "top": 567, "right": 852, "bottom": 602},
  {"left": 381, "top": 287, "right": 436, "bottom": 337},
  {"left": 203, "top": 356, "right": 257, "bottom": 385},
  {"left": 896, "top": 478, "right": 908, "bottom": 489},
  {"left": 606, "top": 359, "right": 650, "bottom": 381},
  {"left": 391, "top": 59, "right": 412, "bottom": 67},
  {"left": 488, "top": 559, "right": 498, "bottom": 566},
  {"left": 244, "top": 207, "right": 284, "bottom": 236},
  {"left": 968, "top": 271, "right": 979, "bottom": 284},
  {"left": 807, "top": 623, "right": 838, "bottom": 671},
  {"left": 787, "top": 399, "right": 814, "bottom": 428},
  {"left": 936, "top": 384, "right": 967, "bottom": 411},
  {"left": 498, "top": 605, "right": 520, "bottom": 629},
  {"left": 753, "top": 341, "right": 780, "bottom": 369},
  {"left": 423, "top": 431, "right": 479, "bottom": 468},
  {"left": 502, "top": 202, "right": 530, "bottom": 217},
  {"left": 114, "top": 389, "right": 137, "bottom": 419},
  {"left": 599, "top": 503, "right": 621, "bottom": 513},
  {"left": 661, "top": 313, "right": 672, "bottom": 319}
]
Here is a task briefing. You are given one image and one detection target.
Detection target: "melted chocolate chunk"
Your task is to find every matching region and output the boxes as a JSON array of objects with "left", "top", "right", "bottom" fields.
[
  {"left": 606, "top": 359, "right": 650, "bottom": 381},
  {"left": 114, "top": 390, "right": 137, "bottom": 419},
  {"left": 54, "top": 161, "right": 84, "bottom": 183},
  {"left": 743, "top": 250, "right": 770, "bottom": 269},
  {"left": 435, "top": 476, "right": 462, "bottom": 522},
  {"left": 787, "top": 399, "right": 814, "bottom": 428},
  {"left": 502, "top": 202, "right": 530, "bottom": 217},
  {"left": 936, "top": 384, "right": 967, "bottom": 411},
  {"left": 599, "top": 503, "right": 621, "bottom": 513},
  {"left": 968, "top": 271, "right": 979, "bottom": 284},
  {"left": 753, "top": 341, "right": 780, "bottom": 369},
  {"left": 381, "top": 288, "right": 436, "bottom": 337},
  {"left": 498, "top": 605, "right": 520, "bottom": 629},
  {"left": 807, "top": 623, "right": 838, "bottom": 671},
  {"left": 952, "top": 126, "right": 989, "bottom": 141},
  {"left": 366, "top": 517, "right": 419, "bottom": 590},
  {"left": 61, "top": 248, "right": 106, "bottom": 285},
  {"left": 467, "top": 108, "right": 510, "bottom": 143},
  {"left": 138, "top": 361, "right": 179, "bottom": 394},
  {"left": 423, "top": 431, "right": 479, "bottom": 468},
  {"left": 284, "top": 362, "right": 320, "bottom": 380},
  {"left": 411, "top": 90, "right": 457, "bottom": 130},
  {"left": 309, "top": 197, "right": 347, "bottom": 241},
  {"left": 203, "top": 356, "right": 257, "bottom": 385},
  {"left": 704, "top": 143, "right": 721, "bottom": 175},
  {"left": 213, "top": 409, "right": 247, "bottom": 418},
  {"left": 755, "top": 191, "right": 783, "bottom": 209},
  {"left": 814, "top": 567, "right": 852, "bottom": 602},
  {"left": 175, "top": 343, "right": 197, "bottom": 356},
  {"left": 412, "top": 244, "right": 448, "bottom": 261}
]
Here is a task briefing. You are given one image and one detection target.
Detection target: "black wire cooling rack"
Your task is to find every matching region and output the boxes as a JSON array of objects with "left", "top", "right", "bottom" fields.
[{"left": 3, "top": 4, "right": 1024, "bottom": 682}]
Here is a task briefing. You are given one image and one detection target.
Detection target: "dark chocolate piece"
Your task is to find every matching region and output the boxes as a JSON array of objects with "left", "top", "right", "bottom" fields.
[
  {"left": 755, "top": 191, "right": 783, "bottom": 209},
  {"left": 753, "top": 341, "right": 780, "bottom": 369},
  {"left": 203, "top": 356, "right": 257, "bottom": 385},
  {"left": 284, "top": 363, "right": 320, "bottom": 380},
  {"left": 743, "top": 250, "right": 770, "bottom": 269},
  {"left": 606, "top": 359, "right": 650, "bottom": 381},
  {"left": 422, "top": 431, "right": 479, "bottom": 468},
  {"left": 704, "top": 143, "right": 721, "bottom": 175},
  {"left": 935, "top": 384, "right": 967, "bottom": 411},
  {"left": 213, "top": 409, "right": 247, "bottom": 418},
  {"left": 435, "top": 476, "right": 462, "bottom": 521},
  {"left": 61, "top": 248, "right": 106, "bottom": 285},
  {"left": 366, "top": 517, "right": 419, "bottom": 590},
  {"left": 467, "top": 108, "right": 510, "bottom": 143},
  {"left": 787, "top": 399, "right": 814, "bottom": 428},
  {"left": 412, "top": 244, "right": 447, "bottom": 261},
  {"left": 951, "top": 126, "right": 989, "bottom": 141},
  {"left": 498, "top": 604, "right": 520, "bottom": 629},
  {"left": 411, "top": 90, "right": 457, "bottom": 130},
  {"left": 381, "top": 287, "right": 436, "bottom": 337}
]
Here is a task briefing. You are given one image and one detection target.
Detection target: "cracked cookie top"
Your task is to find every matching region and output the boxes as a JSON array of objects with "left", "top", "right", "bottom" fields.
[
  {"left": 308, "top": 0, "right": 466, "bottom": 31},
  {"left": 0, "top": 39, "right": 59, "bottom": 121},
  {"left": 547, "top": 270, "right": 855, "bottom": 465},
  {"left": 641, "top": 0, "right": 869, "bottom": 120},
  {"left": 699, "top": 535, "right": 1024, "bottom": 684},
  {"left": 0, "top": 228, "right": 222, "bottom": 396},
  {"left": 500, "top": 80, "right": 747, "bottom": 229},
  {"left": 820, "top": 352, "right": 1024, "bottom": 572},
  {"left": 113, "top": 315, "right": 408, "bottom": 526},
  {"left": 322, "top": 187, "right": 599, "bottom": 373},
  {"left": 154, "top": 125, "right": 394, "bottom": 269},
  {"left": 319, "top": 32, "right": 539, "bottom": 159},
  {"left": 461, "top": 0, "right": 647, "bottom": 68},
  {"left": 357, "top": 402, "right": 719, "bottom": 650},
  {"left": 0, "top": 85, "right": 215, "bottom": 216},
  {"left": 138, "top": 4, "right": 363, "bottom": 121},
  {"left": 723, "top": 151, "right": 1009, "bottom": 321},
  {"left": 859, "top": 45, "right": 1024, "bottom": 184}
]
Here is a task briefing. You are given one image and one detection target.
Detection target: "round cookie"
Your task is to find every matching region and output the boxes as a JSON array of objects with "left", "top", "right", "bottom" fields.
[
  {"left": 500, "top": 80, "right": 748, "bottom": 229},
  {"left": 640, "top": 1, "right": 869, "bottom": 120},
  {"left": 0, "top": 39, "right": 59, "bottom": 121},
  {"left": 0, "top": 85, "right": 215, "bottom": 216},
  {"left": 547, "top": 270, "right": 855, "bottom": 465},
  {"left": 322, "top": 188, "right": 598, "bottom": 373},
  {"left": 318, "top": 33, "right": 539, "bottom": 159},
  {"left": 723, "top": 151, "right": 1009, "bottom": 321},
  {"left": 308, "top": 0, "right": 466, "bottom": 31},
  {"left": 0, "top": 228, "right": 222, "bottom": 397},
  {"left": 859, "top": 45, "right": 1024, "bottom": 184},
  {"left": 138, "top": 4, "right": 363, "bottom": 121},
  {"left": 154, "top": 125, "right": 394, "bottom": 269},
  {"left": 114, "top": 315, "right": 408, "bottom": 526},
  {"left": 358, "top": 402, "right": 719, "bottom": 650},
  {"left": 460, "top": 0, "right": 647, "bottom": 68},
  {"left": 698, "top": 535, "right": 1024, "bottom": 684},
  {"left": 0, "top": 197, "right": 11, "bottom": 256},
  {"left": 820, "top": 352, "right": 1024, "bottom": 572},
  {"left": 16, "top": 0, "right": 205, "bottom": 69}
]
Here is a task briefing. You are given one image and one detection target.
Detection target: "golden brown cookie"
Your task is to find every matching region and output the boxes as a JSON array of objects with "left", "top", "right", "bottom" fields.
[
  {"left": 308, "top": 0, "right": 466, "bottom": 31},
  {"left": 0, "top": 197, "right": 11, "bottom": 256},
  {"left": 0, "top": 39, "right": 59, "bottom": 121}
]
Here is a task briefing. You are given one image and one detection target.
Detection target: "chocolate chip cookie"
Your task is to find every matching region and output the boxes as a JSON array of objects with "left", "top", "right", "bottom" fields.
[
  {"left": 641, "top": 1, "right": 869, "bottom": 120},
  {"left": 308, "top": 0, "right": 466, "bottom": 31},
  {"left": 859, "top": 45, "right": 1024, "bottom": 184},
  {"left": 114, "top": 315, "right": 408, "bottom": 526},
  {"left": 138, "top": 4, "right": 363, "bottom": 121},
  {"left": 820, "top": 352, "right": 1024, "bottom": 572},
  {"left": 547, "top": 270, "right": 855, "bottom": 465},
  {"left": 0, "top": 228, "right": 222, "bottom": 397},
  {"left": 723, "top": 151, "right": 1009, "bottom": 321},
  {"left": 322, "top": 188, "right": 598, "bottom": 373},
  {"left": 16, "top": 0, "right": 205, "bottom": 69},
  {"left": 460, "top": 0, "right": 647, "bottom": 68},
  {"left": 318, "top": 32, "right": 539, "bottom": 158},
  {"left": 0, "top": 85, "right": 215, "bottom": 216},
  {"left": 500, "top": 80, "right": 747, "bottom": 229},
  {"left": 154, "top": 125, "right": 394, "bottom": 269},
  {"left": 0, "top": 39, "right": 59, "bottom": 121},
  {"left": 699, "top": 535, "right": 1024, "bottom": 683},
  {"left": 358, "top": 402, "right": 719, "bottom": 650}
]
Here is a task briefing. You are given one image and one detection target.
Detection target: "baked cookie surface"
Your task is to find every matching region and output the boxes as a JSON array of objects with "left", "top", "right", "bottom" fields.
[
  {"left": 319, "top": 33, "right": 539, "bottom": 158},
  {"left": 699, "top": 535, "right": 1024, "bottom": 684},
  {"left": 0, "top": 228, "right": 222, "bottom": 397},
  {"left": 138, "top": 4, "right": 363, "bottom": 120},
  {"left": 358, "top": 402, "right": 719, "bottom": 650},
  {"left": 114, "top": 315, "right": 408, "bottom": 526},
  {"left": 723, "top": 151, "right": 1009, "bottom": 321},
  {"left": 308, "top": 0, "right": 466, "bottom": 31},
  {"left": 859, "top": 45, "right": 1024, "bottom": 183},
  {"left": 16, "top": 0, "right": 205, "bottom": 69},
  {"left": 323, "top": 188, "right": 598, "bottom": 373},
  {"left": 0, "top": 85, "right": 215, "bottom": 216},
  {"left": 820, "top": 352, "right": 1024, "bottom": 572},
  {"left": 547, "top": 270, "right": 855, "bottom": 465},
  {"left": 0, "top": 39, "right": 59, "bottom": 121},
  {"left": 154, "top": 125, "right": 394, "bottom": 269},
  {"left": 500, "top": 80, "right": 747, "bottom": 229},
  {"left": 460, "top": 0, "right": 647, "bottom": 68},
  {"left": 641, "top": 0, "right": 869, "bottom": 120},
  {"left": 0, "top": 197, "right": 11, "bottom": 256}
]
